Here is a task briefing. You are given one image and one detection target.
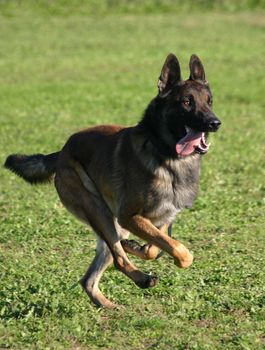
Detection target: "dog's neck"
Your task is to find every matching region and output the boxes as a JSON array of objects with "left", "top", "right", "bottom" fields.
[{"left": 137, "top": 96, "right": 182, "bottom": 159}]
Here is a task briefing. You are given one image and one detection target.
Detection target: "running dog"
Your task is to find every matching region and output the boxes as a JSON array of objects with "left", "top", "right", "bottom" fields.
[{"left": 5, "top": 54, "right": 221, "bottom": 308}]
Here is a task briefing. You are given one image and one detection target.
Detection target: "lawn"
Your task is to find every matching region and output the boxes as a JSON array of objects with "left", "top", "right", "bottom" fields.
[{"left": 0, "top": 4, "right": 265, "bottom": 350}]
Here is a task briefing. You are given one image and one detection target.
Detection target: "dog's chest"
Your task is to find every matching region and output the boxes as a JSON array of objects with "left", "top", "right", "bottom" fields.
[{"left": 143, "top": 156, "right": 200, "bottom": 226}]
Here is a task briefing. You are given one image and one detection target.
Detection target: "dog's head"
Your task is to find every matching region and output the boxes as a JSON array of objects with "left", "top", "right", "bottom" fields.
[{"left": 157, "top": 53, "right": 221, "bottom": 157}]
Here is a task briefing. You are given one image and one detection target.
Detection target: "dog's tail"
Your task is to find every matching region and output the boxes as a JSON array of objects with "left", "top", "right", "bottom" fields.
[{"left": 4, "top": 152, "right": 60, "bottom": 184}]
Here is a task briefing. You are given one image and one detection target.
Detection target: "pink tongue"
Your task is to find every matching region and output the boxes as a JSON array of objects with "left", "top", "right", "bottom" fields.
[{"left": 176, "top": 130, "right": 203, "bottom": 156}]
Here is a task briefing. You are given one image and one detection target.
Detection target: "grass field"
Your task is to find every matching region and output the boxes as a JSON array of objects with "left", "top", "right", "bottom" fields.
[{"left": 0, "top": 4, "right": 265, "bottom": 350}]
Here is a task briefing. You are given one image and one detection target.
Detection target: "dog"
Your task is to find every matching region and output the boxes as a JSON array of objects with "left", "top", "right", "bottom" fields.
[{"left": 4, "top": 54, "right": 221, "bottom": 308}]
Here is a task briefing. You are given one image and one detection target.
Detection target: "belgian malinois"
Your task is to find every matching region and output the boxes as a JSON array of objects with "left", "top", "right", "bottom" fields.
[{"left": 4, "top": 54, "right": 221, "bottom": 308}]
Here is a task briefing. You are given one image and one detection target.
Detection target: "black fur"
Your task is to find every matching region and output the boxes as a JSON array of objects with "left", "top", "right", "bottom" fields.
[
  {"left": 4, "top": 152, "right": 59, "bottom": 184},
  {"left": 138, "top": 95, "right": 186, "bottom": 158}
]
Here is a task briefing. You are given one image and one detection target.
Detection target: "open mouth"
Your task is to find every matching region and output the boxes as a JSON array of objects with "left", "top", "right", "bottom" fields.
[{"left": 176, "top": 126, "right": 210, "bottom": 157}]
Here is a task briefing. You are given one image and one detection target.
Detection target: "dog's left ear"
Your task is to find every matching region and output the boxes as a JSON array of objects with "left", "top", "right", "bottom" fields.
[
  {"left": 158, "top": 54, "right": 182, "bottom": 97},
  {"left": 189, "top": 54, "right": 207, "bottom": 83}
]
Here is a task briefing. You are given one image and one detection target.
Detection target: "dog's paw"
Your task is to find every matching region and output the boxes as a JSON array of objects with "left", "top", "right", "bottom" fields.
[
  {"left": 136, "top": 274, "right": 159, "bottom": 289},
  {"left": 121, "top": 239, "right": 141, "bottom": 250},
  {"left": 174, "top": 252, "right": 193, "bottom": 268},
  {"left": 173, "top": 244, "right": 193, "bottom": 268}
]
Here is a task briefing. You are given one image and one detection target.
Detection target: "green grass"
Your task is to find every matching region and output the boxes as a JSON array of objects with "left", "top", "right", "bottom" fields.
[
  {"left": 0, "top": 0, "right": 264, "bottom": 16},
  {"left": 0, "top": 6, "right": 265, "bottom": 350}
]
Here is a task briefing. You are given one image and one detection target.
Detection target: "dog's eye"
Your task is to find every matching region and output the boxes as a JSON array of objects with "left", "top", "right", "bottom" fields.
[
  {"left": 183, "top": 99, "right": 191, "bottom": 106},
  {"left": 208, "top": 98, "right": 213, "bottom": 106}
]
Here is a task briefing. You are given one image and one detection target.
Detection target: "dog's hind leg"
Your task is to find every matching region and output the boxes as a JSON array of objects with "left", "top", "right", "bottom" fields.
[
  {"left": 80, "top": 226, "right": 130, "bottom": 308},
  {"left": 80, "top": 237, "right": 116, "bottom": 308},
  {"left": 78, "top": 196, "right": 159, "bottom": 291},
  {"left": 55, "top": 163, "right": 159, "bottom": 307}
]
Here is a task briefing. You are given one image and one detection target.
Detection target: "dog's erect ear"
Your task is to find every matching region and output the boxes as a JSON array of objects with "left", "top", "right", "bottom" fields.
[
  {"left": 189, "top": 54, "right": 207, "bottom": 83},
  {"left": 157, "top": 54, "right": 181, "bottom": 97}
]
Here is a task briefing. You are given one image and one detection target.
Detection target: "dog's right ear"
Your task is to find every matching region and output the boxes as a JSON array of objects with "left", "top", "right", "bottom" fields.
[{"left": 157, "top": 54, "right": 181, "bottom": 97}]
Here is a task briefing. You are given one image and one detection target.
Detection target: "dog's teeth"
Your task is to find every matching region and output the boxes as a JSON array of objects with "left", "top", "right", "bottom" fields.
[{"left": 201, "top": 133, "right": 209, "bottom": 148}]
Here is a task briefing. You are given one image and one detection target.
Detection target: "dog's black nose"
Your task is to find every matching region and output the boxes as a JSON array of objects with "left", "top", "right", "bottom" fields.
[{"left": 208, "top": 119, "right": 221, "bottom": 131}]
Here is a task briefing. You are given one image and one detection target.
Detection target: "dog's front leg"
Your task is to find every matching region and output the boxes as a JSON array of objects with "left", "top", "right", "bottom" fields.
[{"left": 118, "top": 215, "right": 193, "bottom": 268}]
